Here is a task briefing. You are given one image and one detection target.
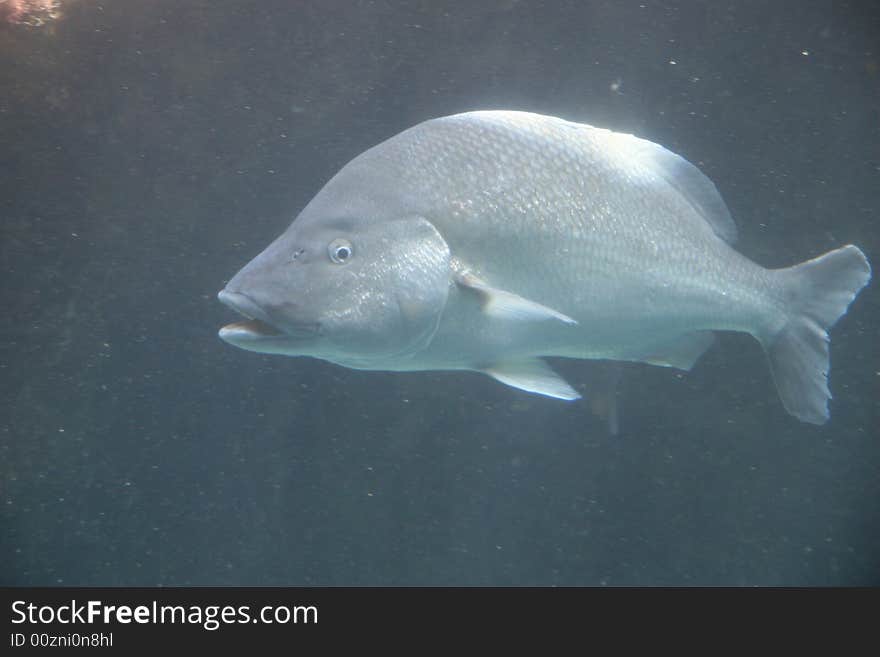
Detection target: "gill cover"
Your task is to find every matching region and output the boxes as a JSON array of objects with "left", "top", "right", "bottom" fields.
[{"left": 326, "top": 216, "right": 451, "bottom": 364}]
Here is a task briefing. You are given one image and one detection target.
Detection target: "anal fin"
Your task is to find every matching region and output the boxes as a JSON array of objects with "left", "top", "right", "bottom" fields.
[
  {"left": 583, "top": 361, "right": 624, "bottom": 435},
  {"left": 643, "top": 331, "right": 715, "bottom": 371}
]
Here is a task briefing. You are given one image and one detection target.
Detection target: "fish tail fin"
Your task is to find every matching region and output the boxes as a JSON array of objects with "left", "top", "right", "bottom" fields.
[{"left": 762, "top": 245, "right": 870, "bottom": 424}]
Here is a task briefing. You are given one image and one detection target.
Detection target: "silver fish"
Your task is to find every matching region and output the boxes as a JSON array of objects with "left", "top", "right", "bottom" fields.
[{"left": 218, "top": 111, "right": 871, "bottom": 424}]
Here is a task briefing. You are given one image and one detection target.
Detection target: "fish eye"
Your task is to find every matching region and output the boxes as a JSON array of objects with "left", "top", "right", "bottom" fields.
[{"left": 328, "top": 238, "right": 353, "bottom": 264}]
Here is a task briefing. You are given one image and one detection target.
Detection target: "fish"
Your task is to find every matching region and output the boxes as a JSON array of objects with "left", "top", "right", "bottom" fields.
[{"left": 218, "top": 110, "right": 871, "bottom": 424}]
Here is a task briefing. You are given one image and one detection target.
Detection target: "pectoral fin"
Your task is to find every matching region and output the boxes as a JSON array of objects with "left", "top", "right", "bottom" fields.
[
  {"left": 453, "top": 262, "right": 577, "bottom": 325},
  {"left": 643, "top": 331, "right": 715, "bottom": 371},
  {"left": 481, "top": 358, "right": 581, "bottom": 400}
]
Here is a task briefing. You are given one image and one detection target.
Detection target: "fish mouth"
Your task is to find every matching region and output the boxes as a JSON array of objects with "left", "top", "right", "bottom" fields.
[
  {"left": 217, "top": 290, "right": 284, "bottom": 341},
  {"left": 216, "top": 289, "right": 323, "bottom": 345}
]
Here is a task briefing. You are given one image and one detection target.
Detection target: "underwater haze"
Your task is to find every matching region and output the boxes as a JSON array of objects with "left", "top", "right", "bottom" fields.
[{"left": 2, "top": 0, "right": 878, "bottom": 586}]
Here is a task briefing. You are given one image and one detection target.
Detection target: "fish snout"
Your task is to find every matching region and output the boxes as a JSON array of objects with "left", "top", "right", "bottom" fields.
[
  {"left": 218, "top": 288, "right": 318, "bottom": 342},
  {"left": 217, "top": 289, "right": 273, "bottom": 325}
]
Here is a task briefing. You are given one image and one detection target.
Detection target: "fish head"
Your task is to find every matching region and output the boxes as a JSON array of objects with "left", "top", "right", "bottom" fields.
[{"left": 218, "top": 211, "right": 451, "bottom": 367}]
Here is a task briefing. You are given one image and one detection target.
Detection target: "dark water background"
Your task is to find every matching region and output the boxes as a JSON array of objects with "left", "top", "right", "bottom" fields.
[{"left": 2, "top": 0, "right": 878, "bottom": 585}]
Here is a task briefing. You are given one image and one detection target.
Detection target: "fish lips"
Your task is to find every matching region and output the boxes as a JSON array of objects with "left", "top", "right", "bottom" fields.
[{"left": 217, "top": 289, "right": 318, "bottom": 347}]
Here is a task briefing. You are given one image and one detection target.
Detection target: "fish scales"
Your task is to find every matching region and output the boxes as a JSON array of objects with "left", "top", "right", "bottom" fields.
[{"left": 355, "top": 113, "right": 761, "bottom": 333}]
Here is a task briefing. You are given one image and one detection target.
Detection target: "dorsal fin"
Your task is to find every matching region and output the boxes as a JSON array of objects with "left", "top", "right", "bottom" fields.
[
  {"left": 650, "top": 145, "right": 737, "bottom": 244},
  {"left": 606, "top": 129, "right": 738, "bottom": 244}
]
